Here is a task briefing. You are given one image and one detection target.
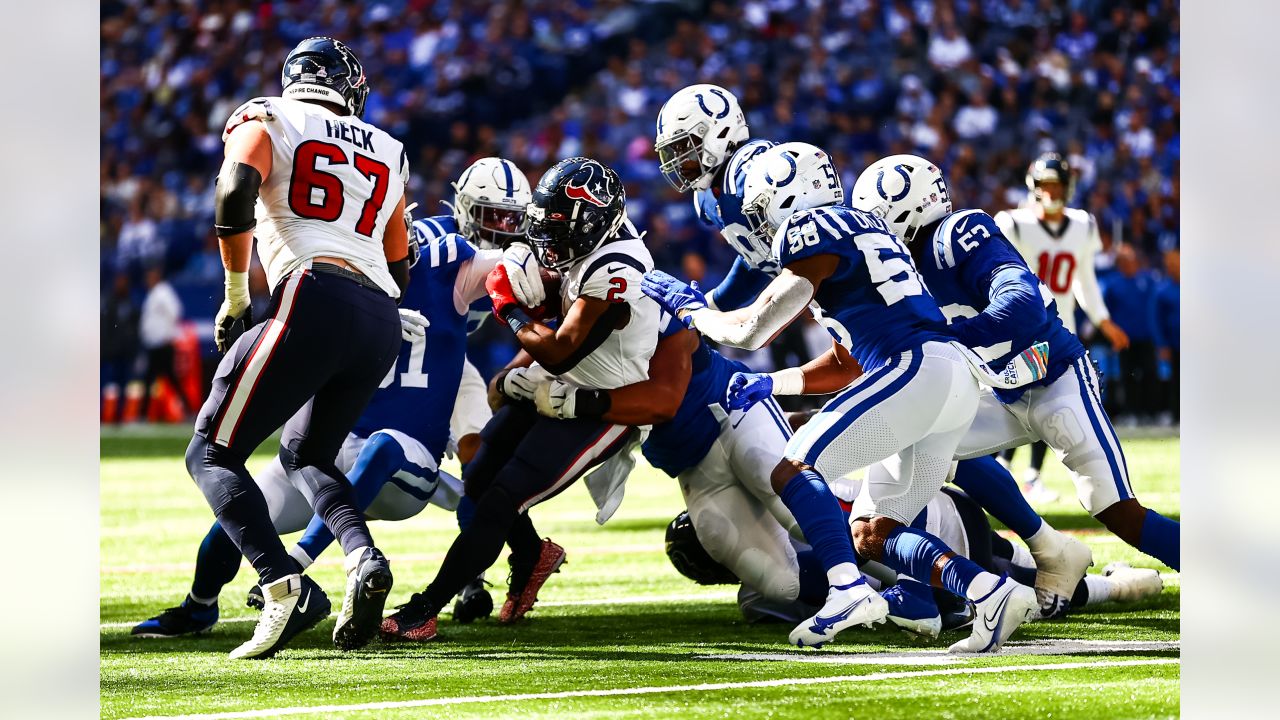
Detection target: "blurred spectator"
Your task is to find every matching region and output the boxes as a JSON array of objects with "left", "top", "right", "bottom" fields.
[
  {"left": 1102, "top": 245, "right": 1161, "bottom": 423},
  {"left": 1151, "top": 248, "right": 1180, "bottom": 422},
  {"left": 101, "top": 272, "right": 140, "bottom": 424},
  {"left": 138, "top": 266, "right": 188, "bottom": 420}
]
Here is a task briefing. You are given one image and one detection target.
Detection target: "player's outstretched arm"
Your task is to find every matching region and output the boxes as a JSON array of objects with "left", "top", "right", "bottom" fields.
[{"left": 725, "top": 340, "right": 863, "bottom": 411}]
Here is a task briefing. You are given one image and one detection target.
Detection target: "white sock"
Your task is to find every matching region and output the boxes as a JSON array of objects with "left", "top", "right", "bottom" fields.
[
  {"left": 964, "top": 572, "right": 1001, "bottom": 601},
  {"left": 826, "top": 562, "right": 862, "bottom": 589},
  {"left": 1010, "top": 542, "right": 1035, "bottom": 569},
  {"left": 188, "top": 592, "right": 218, "bottom": 606},
  {"left": 288, "top": 545, "right": 315, "bottom": 571},
  {"left": 1024, "top": 468, "right": 1041, "bottom": 484},
  {"left": 1083, "top": 575, "right": 1113, "bottom": 605},
  {"left": 1025, "top": 521, "right": 1060, "bottom": 555}
]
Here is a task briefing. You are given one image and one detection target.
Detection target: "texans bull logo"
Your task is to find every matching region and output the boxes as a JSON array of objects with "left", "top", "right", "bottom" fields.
[{"left": 564, "top": 161, "right": 613, "bottom": 208}]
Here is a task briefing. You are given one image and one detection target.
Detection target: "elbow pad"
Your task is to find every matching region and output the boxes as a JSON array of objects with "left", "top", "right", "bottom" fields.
[
  {"left": 387, "top": 257, "right": 410, "bottom": 302},
  {"left": 214, "top": 162, "right": 263, "bottom": 237}
]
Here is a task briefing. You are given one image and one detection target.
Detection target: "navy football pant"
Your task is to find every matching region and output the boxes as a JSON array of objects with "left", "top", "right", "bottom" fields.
[
  {"left": 186, "top": 268, "right": 400, "bottom": 584},
  {"left": 417, "top": 402, "right": 635, "bottom": 612}
]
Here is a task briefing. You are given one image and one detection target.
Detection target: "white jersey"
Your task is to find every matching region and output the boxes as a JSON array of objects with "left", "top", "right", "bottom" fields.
[
  {"left": 546, "top": 219, "right": 660, "bottom": 390},
  {"left": 234, "top": 96, "right": 409, "bottom": 298},
  {"left": 995, "top": 207, "right": 1109, "bottom": 334}
]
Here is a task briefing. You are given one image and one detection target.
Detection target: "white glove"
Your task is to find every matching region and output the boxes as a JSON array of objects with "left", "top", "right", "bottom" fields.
[
  {"left": 499, "top": 367, "right": 540, "bottom": 403},
  {"left": 222, "top": 99, "right": 275, "bottom": 141},
  {"left": 398, "top": 309, "right": 429, "bottom": 341},
  {"left": 534, "top": 380, "right": 577, "bottom": 419},
  {"left": 214, "top": 271, "right": 252, "bottom": 354},
  {"left": 501, "top": 242, "right": 545, "bottom": 307}
]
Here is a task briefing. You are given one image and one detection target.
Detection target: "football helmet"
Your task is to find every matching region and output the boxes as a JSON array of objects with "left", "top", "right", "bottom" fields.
[
  {"left": 526, "top": 157, "right": 626, "bottom": 270},
  {"left": 655, "top": 84, "right": 750, "bottom": 192},
  {"left": 282, "top": 37, "right": 370, "bottom": 118},
  {"left": 850, "top": 154, "right": 952, "bottom": 244},
  {"left": 740, "top": 142, "right": 844, "bottom": 248},
  {"left": 665, "top": 511, "right": 739, "bottom": 586},
  {"left": 1026, "top": 152, "right": 1075, "bottom": 213},
  {"left": 447, "top": 157, "right": 532, "bottom": 249}
]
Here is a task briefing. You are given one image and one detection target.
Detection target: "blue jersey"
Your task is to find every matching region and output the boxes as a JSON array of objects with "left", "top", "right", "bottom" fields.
[
  {"left": 642, "top": 314, "right": 749, "bottom": 477},
  {"left": 696, "top": 139, "right": 777, "bottom": 309},
  {"left": 415, "top": 214, "right": 489, "bottom": 335},
  {"left": 914, "top": 209, "right": 1084, "bottom": 401},
  {"left": 350, "top": 219, "right": 478, "bottom": 460},
  {"left": 774, "top": 205, "right": 952, "bottom": 371}
]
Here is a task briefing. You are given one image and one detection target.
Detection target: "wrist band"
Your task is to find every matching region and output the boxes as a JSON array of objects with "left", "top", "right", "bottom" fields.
[
  {"left": 574, "top": 389, "right": 612, "bottom": 418},
  {"left": 504, "top": 307, "right": 534, "bottom": 334},
  {"left": 768, "top": 367, "right": 805, "bottom": 396}
]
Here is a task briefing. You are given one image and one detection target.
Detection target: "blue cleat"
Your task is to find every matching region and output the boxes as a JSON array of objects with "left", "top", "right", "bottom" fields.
[
  {"left": 883, "top": 579, "right": 943, "bottom": 640},
  {"left": 132, "top": 596, "right": 219, "bottom": 638}
]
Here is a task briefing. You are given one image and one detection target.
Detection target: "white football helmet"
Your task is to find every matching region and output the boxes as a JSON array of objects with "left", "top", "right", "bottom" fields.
[
  {"left": 850, "top": 154, "right": 952, "bottom": 244},
  {"left": 654, "top": 84, "right": 750, "bottom": 192},
  {"left": 447, "top": 157, "right": 532, "bottom": 249},
  {"left": 740, "top": 142, "right": 844, "bottom": 248}
]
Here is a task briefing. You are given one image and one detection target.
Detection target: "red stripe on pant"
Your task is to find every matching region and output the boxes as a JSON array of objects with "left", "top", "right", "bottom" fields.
[{"left": 517, "top": 424, "right": 631, "bottom": 514}]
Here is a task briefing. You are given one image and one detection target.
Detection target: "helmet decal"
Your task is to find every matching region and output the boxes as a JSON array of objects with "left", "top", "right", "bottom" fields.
[
  {"left": 564, "top": 161, "right": 612, "bottom": 208},
  {"left": 764, "top": 152, "right": 798, "bottom": 187},
  {"left": 877, "top": 165, "right": 912, "bottom": 202},
  {"left": 696, "top": 88, "right": 731, "bottom": 119}
]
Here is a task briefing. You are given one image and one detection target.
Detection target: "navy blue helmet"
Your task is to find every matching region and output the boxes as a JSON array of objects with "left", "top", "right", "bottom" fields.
[
  {"left": 526, "top": 157, "right": 626, "bottom": 269},
  {"left": 1026, "top": 152, "right": 1076, "bottom": 207},
  {"left": 281, "top": 37, "right": 370, "bottom": 118},
  {"left": 665, "top": 511, "right": 739, "bottom": 586}
]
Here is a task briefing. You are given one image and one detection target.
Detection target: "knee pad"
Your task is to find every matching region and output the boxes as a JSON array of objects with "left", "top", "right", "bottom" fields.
[{"left": 185, "top": 434, "right": 247, "bottom": 513}]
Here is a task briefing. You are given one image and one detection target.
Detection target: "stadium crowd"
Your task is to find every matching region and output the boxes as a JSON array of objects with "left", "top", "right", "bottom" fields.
[{"left": 100, "top": 0, "right": 1179, "bottom": 424}]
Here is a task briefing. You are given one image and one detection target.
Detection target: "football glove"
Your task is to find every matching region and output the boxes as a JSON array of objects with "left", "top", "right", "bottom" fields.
[
  {"left": 398, "top": 309, "right": 429, "bottom": 342},
  {"left": 725, "top": 372, "right": 773, "bottom": 411},
  {"left": 501, "top": 241, "right": 545, "bottom": 307},
  {"left": 497, "top": 367, "right": 539, "bottom": 404},
  {"left": 640, "top": 271, "right": 708, "bottom": 329},
  {"left": 485, "top": 264, "right": 521, "bottom": 320},
  {"left": 214, "top": 271, "right": 252, "bottom": 354},
  {"left": 534, "top": 380, "right": 576, "bottom": 419}
]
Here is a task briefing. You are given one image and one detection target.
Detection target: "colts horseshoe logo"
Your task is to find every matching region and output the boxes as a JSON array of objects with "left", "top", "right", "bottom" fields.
[
  {"left": 876, "top": 164, "right": 912, "bottom": 202},
  {"left": 696, "top": 88, "right": 731, "bottom": 119}
]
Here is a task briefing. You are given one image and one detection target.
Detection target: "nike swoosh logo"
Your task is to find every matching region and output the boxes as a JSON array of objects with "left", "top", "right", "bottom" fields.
[
  {"left": 982, "top": 591, "right": 1011, "bottom": 633},
  {"left": 809, "top": 596, "right": 868, "bottom": 634},
  {"left": 297, "top": 590, "right": 311, "bottom": 614},
  {"left": 956, "top": 217, "right": 970, "bottom": 235},
  {"left": 606, "top": 264, "right": 627, "bottom": 273}
]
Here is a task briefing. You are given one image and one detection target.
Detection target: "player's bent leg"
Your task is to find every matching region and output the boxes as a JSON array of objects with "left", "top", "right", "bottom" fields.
[
  {"left": 132, "top": 522, "right": 232, "bottom": 638},
  {"left": 725, "top": 397, "right": 800, "bottom": 540}
]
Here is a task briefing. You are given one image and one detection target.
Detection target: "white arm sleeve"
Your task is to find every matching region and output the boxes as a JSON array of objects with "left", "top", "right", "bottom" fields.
[
  {"left": 994, "top": 211, "right": 1024, "bottom": 257},
  {"left": 1072, "top": 215, "right": 1111, "bottom": 325},
  {"left": 453, "top": 248, "right": 503, "bottom": 315},
  {"left": 687, "top": 273, "right": 814, "bottom": 351}
]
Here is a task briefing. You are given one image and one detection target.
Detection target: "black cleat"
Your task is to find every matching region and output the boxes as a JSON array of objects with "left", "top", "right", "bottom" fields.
[
  {"left": 452, "top": 575, "right": 494, "bottom": 624},
  {"left": 333, "top": 546, "right": 393, "bottom": 650}
]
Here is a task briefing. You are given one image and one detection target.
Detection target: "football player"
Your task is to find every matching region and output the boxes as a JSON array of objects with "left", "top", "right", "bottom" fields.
[
  {"left": 411, "top": 156, "right": 535, "bottom": 622},
  {"left": 533, "top": 309, "right": 803, "bottom": 606},
  {"left": 380, "top": 157, "right": 660, "bottom": 642},
  {"left": 186, "top": 37, "right": 411, "bottom": 658},
  {"left": 644, "top": 143, "right": 1045, "bottom": 652},
  {"left": 994, "top": 153, "right": 1130, "bottom": 503},
  {"left": 133, "top": 208, "right": 504, "bottom": 639},
  {"left": 849, "top": 154, "right": 1180, "bottom": 575}
]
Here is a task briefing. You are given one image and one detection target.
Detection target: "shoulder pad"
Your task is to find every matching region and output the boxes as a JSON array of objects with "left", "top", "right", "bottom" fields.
[
  {"left": 412, "top": 215, "right": 458, "bottom": 242},
  {"left": 929, "top": 210, "right": 1001, "bottom": 270},
  {"left": 223, "top": 97, "right": 276, "bottom": 140},
  {"left": 579, "top": 246, "right": 651, "bottom": 302},
  {"left": 416, "top": 228, "right": 475, "bottom": 269},
  {"left": 771, "top": 205, "right": 861, "bottom": 264}
]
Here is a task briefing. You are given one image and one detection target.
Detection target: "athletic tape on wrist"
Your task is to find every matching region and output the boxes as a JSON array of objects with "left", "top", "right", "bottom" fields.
[{"left": 769, "top": 367, "right": 805, "bottom": 396}]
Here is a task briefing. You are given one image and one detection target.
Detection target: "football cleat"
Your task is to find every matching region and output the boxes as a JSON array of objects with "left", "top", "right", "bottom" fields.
[
  {"left": 333, "top": 546, "right": 393, "bottom": 651},
  {"left": 1031, "top": 533, "right": 1093, "bottom": 618},
  {"left": 1102, "top": 562, "right": 1164, "bottom": 603},
  {"left": 788, "top": 577, "right": 888, "bottom": 648},
  {"left": 228, "top": 574, "right": 330, "bottom": 660},
  {"left": 1021, "top": 476, "right": 1060, "bottom": 505},
  {"left": 498, "top": 538, "right": 566, "bottom": 624},
  {"left": 246, "top": 583, "right": 264, "bottom": 611},
  {"left": 380, "top": 594, "right": 439, "bottom": 642},
  {"left": 132, "top": 596, "right": 219, "bottom": 638},
  {"left": 452, "top": 575, "right": 494, "bottom": 624},
  {"left": 882, "top": 579, "right": 942, "bottom": 640},
  {"left": 947, "top": 574, "right": 1038, "bottom": 654}
]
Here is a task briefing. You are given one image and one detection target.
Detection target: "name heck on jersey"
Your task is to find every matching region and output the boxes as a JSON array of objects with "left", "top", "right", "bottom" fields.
[{"left": 772, "top": 204, "right": 950, "bottom": 370}]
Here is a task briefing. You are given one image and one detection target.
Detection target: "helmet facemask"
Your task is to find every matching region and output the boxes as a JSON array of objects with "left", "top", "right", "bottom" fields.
[
  {"left": 656, "top": 127, "right": 710, "bottom": 193},
  {"left": 526, "top": 207, "right": 623, "bottom": 270},
  {"left": 455, "top": 193, "right": 528, "bottom": 249}
]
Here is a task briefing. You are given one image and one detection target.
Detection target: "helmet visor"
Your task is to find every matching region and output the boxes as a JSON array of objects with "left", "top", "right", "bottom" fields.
[
  {"left": 656, "top": 134, "right": 705, "bottom": 192},
  {"left": 470, "top": 202, "right": 529, "bottom": 247},
  {"left": 526, "top": 217, "right": 579, "bottom": 269}
]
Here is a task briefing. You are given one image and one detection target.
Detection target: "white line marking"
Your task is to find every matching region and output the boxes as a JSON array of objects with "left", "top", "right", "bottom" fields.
[
  {"left": 704, "top": 640, "right": 1180, "bottom": 666},
  {"left": 120, "top": 658, "right": 1179, "bottom": 720},
  {"left": 100, "top": 591, "right": 740, "bottom": 630}
]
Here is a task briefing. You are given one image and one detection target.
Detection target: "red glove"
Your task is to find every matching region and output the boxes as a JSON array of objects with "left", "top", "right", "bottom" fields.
[{"left": 486, "top": 264, "right": 520, "bottom": 320}]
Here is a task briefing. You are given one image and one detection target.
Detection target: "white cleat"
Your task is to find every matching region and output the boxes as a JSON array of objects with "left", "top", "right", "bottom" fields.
[
  {"left": 1031, "top": 533, "right": 1093, "bottom": 618},
  {"left": 228, "top": 574, "right": 330, "bottom": 660},
  {"left": 788, "top": 579, "right": 888, "bottom": 648},
  {"left": 948, "top": 575, "right": 1038, "bottom": 654},
  {"left": 1102, "top": 562, "right": 1164, "bottom": 603}
]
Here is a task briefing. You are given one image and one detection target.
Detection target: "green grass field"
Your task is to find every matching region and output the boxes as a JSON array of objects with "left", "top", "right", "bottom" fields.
[{"left": 100, "top": 430, "right": 1179, "bottom": 720}]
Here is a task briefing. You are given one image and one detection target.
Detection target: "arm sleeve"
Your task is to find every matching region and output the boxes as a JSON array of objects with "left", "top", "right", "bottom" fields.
[
  {"left": 1072, "top": 214, "right": 1111, "bottom": 325},
  {"left": 454, "top": 247, "right": 503, "bottom": 313},
  {"left": 687, "top": 271, "right": 814, "bottom": 351},
  {"left": 951, "top": 263, "right": 1047, "bottom": 352},
  {"left": 708, "top": 256, "right": 773, "bottom": 311}
]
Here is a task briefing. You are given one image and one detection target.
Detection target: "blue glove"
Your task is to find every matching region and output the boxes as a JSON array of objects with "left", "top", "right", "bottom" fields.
[
  {"left": 641, "top": 270, "right": 707, "bottom": 328},
  {"left": 725, "top": 371, "right": 773, "bottom": 411}
]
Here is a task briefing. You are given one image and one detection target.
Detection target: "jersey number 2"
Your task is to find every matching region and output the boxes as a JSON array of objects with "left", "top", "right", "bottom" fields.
[{"left": 289, "top": 140, "right": 390, "bottom": 237}]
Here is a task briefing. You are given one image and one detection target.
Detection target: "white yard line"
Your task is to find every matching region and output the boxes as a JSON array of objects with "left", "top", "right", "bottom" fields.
[
  {"left": 100, "top": 591, "right": 740, "bottom": 630},
  {"left": 119, "top": 657, "right": 1180, "bottom": 720},
  {"left": 704, "top": 639, "right": 1180, "bottom": 666}
]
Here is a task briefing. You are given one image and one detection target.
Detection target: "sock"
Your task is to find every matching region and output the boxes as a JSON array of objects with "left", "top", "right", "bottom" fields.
[
  {"left": 457, "top": 494, "right": 477, "bottom": 531},
  {"left": 190, "top": 522, "right": 243, "bottom": 602},
  {"left": 293, "top": 434, "right": 406, "bottom": 563},
  {"left": 882, "top": 525, "right": 989, "bottom": 598},
  {"left": 952, "top": 456, "right": 1044, "bottom": 539},
  {"left": 1023, "top": 467, "right": 1041, "bottom": 485},
  {"left": 962, "top": 571, "right": 1001, "bottom": 601},
  {"left": 795, "top": 549, "right": 829, "bottom": 605},
  {"left": 1138, "top": 508, "right": 1180, "bottom": 570},
  {"left": 1029, "top": 441, "right": 1048, "bottom": 472},
  {"left": 779, "top": 471, "right": 859, "bottom": 577}
]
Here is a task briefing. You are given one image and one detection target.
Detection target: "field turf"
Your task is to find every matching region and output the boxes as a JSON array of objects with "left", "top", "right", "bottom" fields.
[{"left": 100, "top": 429, "right": 1179, "bottom": 719}]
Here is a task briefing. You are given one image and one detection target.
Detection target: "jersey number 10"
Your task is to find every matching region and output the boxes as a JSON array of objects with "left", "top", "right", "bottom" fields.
[
  {"left": 289, "top": 140, "right": 390, "bottom": 237},
  {"left": 1036, "top": 252, "right": 1077, "bottom": 294}
]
